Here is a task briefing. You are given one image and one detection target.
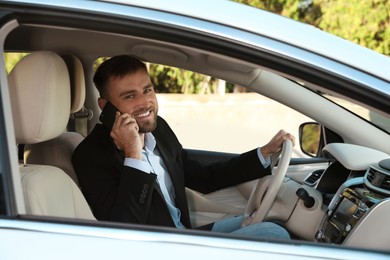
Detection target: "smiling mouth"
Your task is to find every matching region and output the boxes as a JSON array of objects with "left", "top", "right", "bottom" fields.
[{"left": 134, "top": 110, "right": 151, "bottom": 119}]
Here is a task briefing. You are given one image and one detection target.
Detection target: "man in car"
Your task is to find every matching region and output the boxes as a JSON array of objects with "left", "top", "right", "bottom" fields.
[{"left": 72, "top": 55, "right": 295, "bottom": 239}]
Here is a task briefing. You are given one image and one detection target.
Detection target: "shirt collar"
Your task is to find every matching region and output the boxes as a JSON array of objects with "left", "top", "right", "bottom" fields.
[{"left": 144, "top": 132, "right": 156, "bottom": 151}]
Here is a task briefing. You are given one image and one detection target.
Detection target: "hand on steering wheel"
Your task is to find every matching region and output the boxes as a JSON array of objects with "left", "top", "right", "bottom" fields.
[{"left": 242, "top": 139, "right": 293, "bottom": 227}]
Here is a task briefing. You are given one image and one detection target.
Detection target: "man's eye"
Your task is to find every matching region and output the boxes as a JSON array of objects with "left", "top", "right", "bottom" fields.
[
  {"left": 144, "top": 88, "right": 153, "bottom": 94},
  {"left": 125, "top": 94, "right": 135, "bottom": 99}
]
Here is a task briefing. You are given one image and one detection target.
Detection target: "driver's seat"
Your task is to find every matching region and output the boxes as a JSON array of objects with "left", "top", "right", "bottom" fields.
[{"left": 9, "top": 51, "right": 95, "bottom": 219}]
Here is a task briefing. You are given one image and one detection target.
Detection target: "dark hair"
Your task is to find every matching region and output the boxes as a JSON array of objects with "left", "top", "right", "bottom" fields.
[{"left": 93, "top": 55, "right": 148, "bottom": 99}]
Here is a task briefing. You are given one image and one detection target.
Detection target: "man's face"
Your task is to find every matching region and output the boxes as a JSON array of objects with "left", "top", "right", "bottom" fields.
[{"left": 106, "top": 69, "right": 158, "bottom": 133}]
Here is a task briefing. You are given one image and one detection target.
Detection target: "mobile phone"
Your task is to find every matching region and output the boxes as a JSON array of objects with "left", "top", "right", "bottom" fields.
[{"left": 99, "top": 101, "right": 119, "bottom": 130}]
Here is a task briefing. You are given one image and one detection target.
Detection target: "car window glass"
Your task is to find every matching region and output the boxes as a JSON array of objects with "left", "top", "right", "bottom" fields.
[
  {"left": 324, "top": 94, "right": 390, "bottom": 134},
  {"left": 158, "top": 92, "right": 312, "bottom": 157},
  {"left": 4, "top": 53, "right": 29, "bottom": 74},
  {"left": 94, "top": 58, "right": 313, "bottom": 157}
]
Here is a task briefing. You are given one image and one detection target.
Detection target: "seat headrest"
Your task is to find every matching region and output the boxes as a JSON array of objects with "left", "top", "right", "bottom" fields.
[
  {"left": 61, "top": 55, "right": 86, "bottom": 113},
  {"left": 9, "top": 51, "right": 71, "bottom": 144}
]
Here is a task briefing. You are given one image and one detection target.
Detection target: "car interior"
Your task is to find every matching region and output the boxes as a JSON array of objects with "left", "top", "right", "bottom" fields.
[
  {"left": 1, "top": 5, "right": 390, "bottom": 254},
  {"left": 9, "top": 51, "right": 95, "bottom": 219}
]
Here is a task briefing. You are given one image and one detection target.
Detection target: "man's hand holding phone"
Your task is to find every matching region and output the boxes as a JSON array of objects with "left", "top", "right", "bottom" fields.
[{"left": 110, "top": 112, "right": 143, "bottom": 160}]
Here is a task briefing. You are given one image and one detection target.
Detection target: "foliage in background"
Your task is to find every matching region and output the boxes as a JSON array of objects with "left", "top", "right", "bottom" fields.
[
  {"left": 235, "top": 0, "right": 389, "bottom": 56},
  {"left": 318, "top": 0, "right": 389, "bottom": 55},
  {"left": 4, "top": 53, "right": 29, "bottom": 74},
  {"left": 150, "top": 64, "right": 204, "bottom": 94},
  {"left": 149, "top": 64, "right": 235, "bottom": 94}
]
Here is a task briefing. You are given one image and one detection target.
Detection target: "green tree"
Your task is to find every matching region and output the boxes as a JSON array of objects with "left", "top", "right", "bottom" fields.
[
  {"left": 318, "top": 0, "right": 389, "bottom": 55},
  {"left": 235, "top": 0, "right": 389, "bottom": 56},
  {"left": 149, "top": 64, "right": 207, "bottom": 94},
  {"left": 235, "top": 0, "right": 322, "bottom": 23},
  {"left": 4, "top": 53, "right": 29, "bottom": 74}
]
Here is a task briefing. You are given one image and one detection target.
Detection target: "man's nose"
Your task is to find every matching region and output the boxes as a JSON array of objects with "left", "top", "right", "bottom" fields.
[{"left": 134, "top": 93, "right": 149, "bottom": 107}]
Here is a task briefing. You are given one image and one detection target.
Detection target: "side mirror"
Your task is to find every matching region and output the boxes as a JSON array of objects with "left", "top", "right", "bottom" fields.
[{"left": 299, "top": 122, "right": 321, "bottom": 157}]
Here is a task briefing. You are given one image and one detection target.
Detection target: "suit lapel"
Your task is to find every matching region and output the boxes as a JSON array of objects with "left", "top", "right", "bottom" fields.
[{"left": 155, "top": 141, "right": 181, "bottom": 190}]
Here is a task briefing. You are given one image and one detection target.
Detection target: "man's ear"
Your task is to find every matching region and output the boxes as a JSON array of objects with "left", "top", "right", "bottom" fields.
[{"left": 98, "top": 97, "right": 107, "bottom": 110}]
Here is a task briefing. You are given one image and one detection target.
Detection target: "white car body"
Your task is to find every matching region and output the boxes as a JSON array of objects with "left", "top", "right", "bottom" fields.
[{"left": 0, "top": 0, "right": 389, "bottom": 259}]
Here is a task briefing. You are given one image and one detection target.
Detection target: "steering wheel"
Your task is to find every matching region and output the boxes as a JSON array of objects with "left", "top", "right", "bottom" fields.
[{"left": 241, "top": 139, "right": 292, "bottom": 227}]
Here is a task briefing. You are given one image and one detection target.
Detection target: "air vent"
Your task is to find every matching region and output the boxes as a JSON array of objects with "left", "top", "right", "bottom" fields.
[
  {"left": 304, "top": 169, "right": 324, "bottom": 186},
  {"left": 367, "top": 168, "right": 388, "bottom": 188},
  {"left": 381, "top": 175, "right": 390, "bottom": 190},
  {"left": 364, "top": 163, "right": 390, "bottom": 196},
  {"left": 366, "top": 168, "right": 378, "bottom": 183}
]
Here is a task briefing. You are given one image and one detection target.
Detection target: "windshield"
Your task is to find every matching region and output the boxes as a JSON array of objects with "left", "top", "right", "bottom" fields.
[{"left": 324, "top": 95, "right": 390, "bottom": 134}]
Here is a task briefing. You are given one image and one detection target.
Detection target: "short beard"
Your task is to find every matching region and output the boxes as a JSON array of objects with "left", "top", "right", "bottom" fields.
[{"left": 137, "top": 114, "right": 157, "bottom": 133}]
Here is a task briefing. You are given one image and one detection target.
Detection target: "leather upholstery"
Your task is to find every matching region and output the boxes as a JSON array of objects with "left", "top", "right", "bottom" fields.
[
  {"left": 9, "top": 51, "right": 95, "bottom": 220},
  {"left": 23, "top": 54, "right": 86, "bottom": 185},
  {"left": 61, "top": 55, "right": 86, "bottom": 113},
  {"left": 24, "top": 132, "right": 84, "bottom": 185},
  {"left": 9, "top": 51, "right": 70, "bottom": 144},
  {"left": 20, "top": 164, "right": 94, "bottom": 219}
]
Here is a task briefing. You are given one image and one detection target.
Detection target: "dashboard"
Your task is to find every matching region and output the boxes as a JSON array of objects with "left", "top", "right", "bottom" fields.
[{"left": 313, "top": 143, "right": 390, "bottom": 246}]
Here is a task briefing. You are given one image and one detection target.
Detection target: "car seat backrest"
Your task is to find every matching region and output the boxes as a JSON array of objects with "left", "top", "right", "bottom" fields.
[
  {"left": 20, "top": 164, "right": 94, "bottom": 219},
  {"left": 24, "top": 54, "right": 86, "bottom": 186},
  {"left": 8, "top": 51, "right": 95, "bottom": 220},
  {"left": 24, "top": 132, "right": 84, "bottom": 185}
]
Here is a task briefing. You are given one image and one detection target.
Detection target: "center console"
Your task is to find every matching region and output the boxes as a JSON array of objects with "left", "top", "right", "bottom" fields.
[{"left": 315, "top": 178, "right": 385, "bottom": 244}]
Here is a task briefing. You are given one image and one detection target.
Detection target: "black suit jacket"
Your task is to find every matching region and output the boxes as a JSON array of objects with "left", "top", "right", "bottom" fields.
[{"left": 72, "top": 116, "right": 270, "bottom": 228}]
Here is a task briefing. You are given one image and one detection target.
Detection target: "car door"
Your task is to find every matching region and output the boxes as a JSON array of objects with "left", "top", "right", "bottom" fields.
[{"left": 158, "top": 89, "right": 330, "bottom": 227}]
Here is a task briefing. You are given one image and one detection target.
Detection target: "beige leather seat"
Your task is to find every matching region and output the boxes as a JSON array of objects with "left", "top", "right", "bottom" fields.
[
  {"left": 9, "top": 51, "right": 95, "bottom": 220},
  {"left": 24, "top": 132, "right": 84, "bottom": 186},
  {"left": 62, "top": 54, "right": 86, "bottom": 115},
  {"left": 24, "top": 55, "right": 86, "bottom": 186}
]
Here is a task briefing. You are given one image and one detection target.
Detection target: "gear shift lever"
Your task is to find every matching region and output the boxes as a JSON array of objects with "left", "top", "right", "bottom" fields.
[{"left": 296, "top": 188, "right": 315, "bottom": 208}]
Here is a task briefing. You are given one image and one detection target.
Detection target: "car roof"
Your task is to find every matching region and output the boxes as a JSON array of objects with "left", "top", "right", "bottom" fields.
[
  {"left": 103, "top": 0, "right": 390, "bottom": 83},
  {"left": 3, "top": 0, "right": 389, "bottom": 84}
]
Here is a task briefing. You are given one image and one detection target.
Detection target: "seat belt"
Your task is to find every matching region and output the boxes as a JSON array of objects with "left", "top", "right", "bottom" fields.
[{"left": 70, "top": 107, "right": 93, "bottom": 137}]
